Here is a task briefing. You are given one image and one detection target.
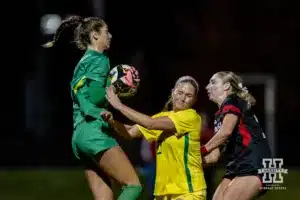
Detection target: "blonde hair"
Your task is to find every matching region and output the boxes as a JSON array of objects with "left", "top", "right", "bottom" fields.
[
  {"left": 163, "top": 76, "right": 199, "bottom": 111},
  {"left": 215, "top": 71, "right": 256, "bottom": 108}
]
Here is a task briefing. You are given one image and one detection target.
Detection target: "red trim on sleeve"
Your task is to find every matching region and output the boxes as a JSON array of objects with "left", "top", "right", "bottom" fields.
[{"left": 222, "top": 105, "right": 241, "bottom": 114}]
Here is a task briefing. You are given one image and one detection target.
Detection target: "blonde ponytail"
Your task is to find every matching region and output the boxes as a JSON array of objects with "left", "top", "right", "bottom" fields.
[
  {"left": 237, "top": 84, "right": 256, "bottom": 108},
  {"left": 162, "top": 96, "right": 172, "bottom": 111}
]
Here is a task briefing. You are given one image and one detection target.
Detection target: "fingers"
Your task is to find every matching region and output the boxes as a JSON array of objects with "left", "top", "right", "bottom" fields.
[
  {"left": 100, "top": 111, "right": 112, "bottom": 121},
  {"left": 105, "top": 86, "right": 123, "bottom": 110}
]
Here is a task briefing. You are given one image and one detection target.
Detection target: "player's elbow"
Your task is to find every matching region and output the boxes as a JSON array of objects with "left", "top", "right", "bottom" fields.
[
  {"left": 220, "top": 127, "right": 233, "bottom": 137},
  {"left": 128, "top": 126, "right": 143, "bottom": 139},
  {"left": 223, "top": 131, "right": 232, "bottom": 137},
  {"left": 144, "top": 117, "right": 175, "bottom": 131},
  {"left": 142, "top": 118, "right": 158, "bottom": 130},
  {"left": 145, "top": 121, "right": 156, "bottom": 130}
]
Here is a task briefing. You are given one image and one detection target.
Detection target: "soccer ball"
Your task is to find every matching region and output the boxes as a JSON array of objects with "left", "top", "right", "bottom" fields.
[{"left": 109, "top": 64, "right": 139, "bottom": 97}]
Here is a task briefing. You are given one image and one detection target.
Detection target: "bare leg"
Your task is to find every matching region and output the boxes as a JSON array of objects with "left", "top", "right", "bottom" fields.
[
  {"left": 84, "top": 169, "right": 113, "bottom": 200},
  {"left": 223, "top": 176, "right": 261, "bottom": 200},
  {"left": 98, "top": 145, "right": 140, "bottom": 185},
  {"left": 96, "top": 146, "right": 142, "bottom": 200},
  {"left": 212, "top": 178, "right": 232, "bottom": 200}
]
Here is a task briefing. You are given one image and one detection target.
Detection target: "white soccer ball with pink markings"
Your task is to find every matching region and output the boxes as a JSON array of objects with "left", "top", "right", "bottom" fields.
[{"left": 109, "top": 64, "right": 140, "bottom": 97}]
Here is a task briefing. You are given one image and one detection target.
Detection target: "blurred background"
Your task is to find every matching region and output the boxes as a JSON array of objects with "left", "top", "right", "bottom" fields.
[{"left": 1, "top": 0, "right": 298, "bottom": 199}]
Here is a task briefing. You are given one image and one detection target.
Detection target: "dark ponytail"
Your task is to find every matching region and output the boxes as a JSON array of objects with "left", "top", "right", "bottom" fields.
[{"left": 42, "top": 15, "right": 83, "bottom": 48}]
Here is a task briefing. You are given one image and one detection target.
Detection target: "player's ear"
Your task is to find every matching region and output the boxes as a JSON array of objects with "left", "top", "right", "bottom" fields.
[
  {"left": 91, "top": 31, "right": 99, "bottom": 41},
  {"left": 224, "top": 82, "right": 231, "bottom": 91}
]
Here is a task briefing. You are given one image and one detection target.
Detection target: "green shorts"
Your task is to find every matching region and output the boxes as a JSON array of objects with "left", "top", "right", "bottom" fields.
[{"left": 72, "top": 119, "right": 118, "bottom": 162}]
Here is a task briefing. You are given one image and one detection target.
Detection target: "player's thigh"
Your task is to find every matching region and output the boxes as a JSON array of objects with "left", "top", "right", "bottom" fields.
[
  {"left": 85, "top": 169, "right": 113, "bottom": 200},
  {"left": 98, "top": 145, "right": 141, "bottom": 186},
  {"left": 223, "top": 176, "right": 261, "bottom": 200},
  {"left": 212, "top": 178, "right": 232, "bottom": 200}
]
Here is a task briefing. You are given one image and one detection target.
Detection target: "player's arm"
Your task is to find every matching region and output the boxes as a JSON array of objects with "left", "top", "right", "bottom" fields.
[
  {"left": 124, "top": 124, "right": 134, "bottom": 130},
  {"left": 201, "top": 98, "right": 242, "bottom": 155},
  {"left": 101, "top": 111, "right": 143, "bottom": 139},
  {"left": 106, "top": 86, "right": 176, "bottom": 131},
  {"left": 75, "top": 89, "right": 105, "bottom": 119},
  {"left": 86, "top": 57, "right": 112, "bottom": 106},
  {"left": 115, "top": 103, "right": 175, "bottom": 131},
  {"left": 110, "top": 120, "right": 143, "bottom": 139},
  {"left": 75, "top": 82, "right": 115, "bottom": 118},
  {"left": 116, "top": 107, "right": 178, "bottom": 133},
  {"left": 74, "top": 58, "right": 111, "bottom": 118},
  {"left": 202, "top": 148, "right": 221, "bottom": 167},
  {"left": 87, "top": 80, "right": 108, "bottom": 106},
  {"left": 202, "top": 114, "right": 238, "bottom": 154},
  {"left": 106, "top": 87, "right": 198, "bottom": 136}
]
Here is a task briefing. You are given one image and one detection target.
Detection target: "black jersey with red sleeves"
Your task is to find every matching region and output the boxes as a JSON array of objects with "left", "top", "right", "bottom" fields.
[{"left": 214, "top": 94, "right": 271, "bottom": 176}]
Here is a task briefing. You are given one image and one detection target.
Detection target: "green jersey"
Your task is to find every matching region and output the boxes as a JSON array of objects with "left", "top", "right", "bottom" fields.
[{"left": 70, "top": 49, "right": 111, "bottom": 128}]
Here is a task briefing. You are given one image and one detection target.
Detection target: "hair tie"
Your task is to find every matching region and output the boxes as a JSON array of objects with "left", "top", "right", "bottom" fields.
[
  {"left": 238, "top": 82, "right": 248, "bottom": 93},
  {"left": 238, "top": 83, "right": 243, "bottom": 88},
  {"left": 42, "top": 41, "right": 54, "bottom": 48}
]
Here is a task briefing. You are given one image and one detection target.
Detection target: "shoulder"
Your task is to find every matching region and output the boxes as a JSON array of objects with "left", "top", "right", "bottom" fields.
[
  {"left": 79, "top": 51, "right": 109, "bottom": 67},
  {"left": 221, "top": 94, "right": 246, "bottom": 115},
  {"left": 83, "top": 55, "right": 110, "bottom": 76},
  {"left": 151, "top": 111, "right": 169, "bottom": 118},
  {"left": 223, "top": 94, "right": 240, "bottom": 106},
  {"left": 170, "top": 109, "right": 201, "bottom": 123}
]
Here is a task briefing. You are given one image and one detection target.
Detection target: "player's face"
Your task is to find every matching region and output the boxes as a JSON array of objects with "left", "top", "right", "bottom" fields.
[
  {"left": 206, "top": 74, "right": 226, "bottom": 104},
  {"left": 172, "top": 82, "right": 196, "bottom": 111},
  {"left": 97, "top": 25, "right": 112, "bottom": 49}
]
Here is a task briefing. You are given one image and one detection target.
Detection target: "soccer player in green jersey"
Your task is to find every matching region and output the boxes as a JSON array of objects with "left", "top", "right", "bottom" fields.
[{"left": 43, "top": 16, "right": 142, "bottom": 200}]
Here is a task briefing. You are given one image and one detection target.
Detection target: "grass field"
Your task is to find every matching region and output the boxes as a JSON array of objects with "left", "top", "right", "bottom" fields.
[{"left": 0, "top": 168, "right": 297, "bottom": 200}]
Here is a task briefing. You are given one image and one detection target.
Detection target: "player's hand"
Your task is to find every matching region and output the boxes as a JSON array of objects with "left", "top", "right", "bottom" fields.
[
  {"left": 107, "top": 84, "right": 117, "bottom": 93},
  {"left": 106, "top": 86, "right": 123, "bottom": 110},
  {"left": 100, "top": 111, "right": 113, "bottom": 122}
]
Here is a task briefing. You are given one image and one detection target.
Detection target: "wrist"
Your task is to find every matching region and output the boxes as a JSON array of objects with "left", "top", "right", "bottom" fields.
[
  {"left": 110, "top": 84, "right": 117, "bottom": 93},
  {"left": 201, "top": 145, "right": 209, "bottom": 155},
  {"left": 108, "top": 118, "right": 114, "bottom": 124}
]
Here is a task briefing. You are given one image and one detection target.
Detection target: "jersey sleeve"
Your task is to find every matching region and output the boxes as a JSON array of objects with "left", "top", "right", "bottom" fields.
[
  {"left": 221, "top": 97, "right": 243, "bottom": 117},
  {"left": 137, "top": 112, "right": 164, "bottom": 142},
  {"left": 85, "top": 57, "right": 110, "bottom": 85},
  {"left": 137, "top": 125, "right": 160, "bottom": 142},
  {"left": 75, "top": 88, "right": 106, "bottom": 119},
  {"left": 168, "top": 109, "right": 201, "bottom": 138},
  {"left": 72, "top": 58, "right": 110, "bottom": 119},
  {"left": 86, "top": 80, "right": 107, "bottom": 107}
]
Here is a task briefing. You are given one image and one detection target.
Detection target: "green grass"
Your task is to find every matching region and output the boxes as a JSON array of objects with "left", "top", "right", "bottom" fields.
[{"left": 0, "top": 168, "right": 297, "bottom": 200}]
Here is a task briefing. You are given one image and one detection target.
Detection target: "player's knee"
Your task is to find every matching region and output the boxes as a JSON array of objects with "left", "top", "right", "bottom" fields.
[{"left": 118, "top": 184, "right": 143, "bottom": 200}]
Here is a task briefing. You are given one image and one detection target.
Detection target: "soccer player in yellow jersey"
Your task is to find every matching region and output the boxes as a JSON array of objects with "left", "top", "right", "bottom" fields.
[{"left": 102, "top": 76, "right": 207, "bottom": 200}]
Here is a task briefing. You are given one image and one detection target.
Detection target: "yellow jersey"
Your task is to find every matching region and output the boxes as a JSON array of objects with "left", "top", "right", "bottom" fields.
[{"left": 137, "top": 109, "right": 206, "bottom": 195}]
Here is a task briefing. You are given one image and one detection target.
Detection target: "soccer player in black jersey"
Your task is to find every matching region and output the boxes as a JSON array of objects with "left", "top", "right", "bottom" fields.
[{"left": 201, "top": 71, "right": 271, "bottom": 200}]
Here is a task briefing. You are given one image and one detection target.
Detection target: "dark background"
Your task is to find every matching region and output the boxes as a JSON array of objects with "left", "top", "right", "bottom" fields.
[{"left": 1, "top": 0, "right": 298, "bottom": 168}]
